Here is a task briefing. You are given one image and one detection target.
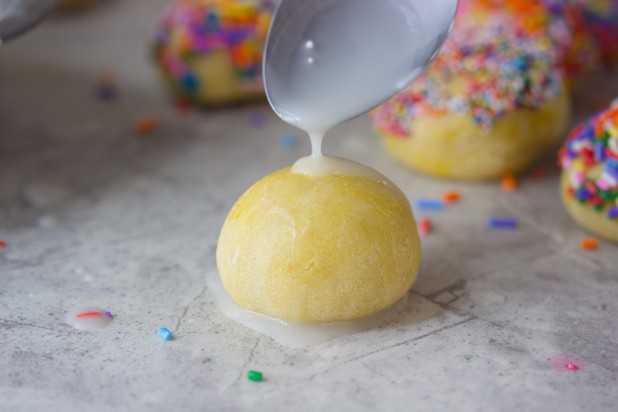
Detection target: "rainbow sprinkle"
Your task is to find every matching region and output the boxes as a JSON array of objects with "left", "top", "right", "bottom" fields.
[
  {"left": 487, "top": 217, "right": 519, "bottom": 229},
  {"left": 158, "top": 327, "right": 174, "bottom": 341},
  {"left": 371, "top": 6, "right": 565, "bottom": 135},
  {"left": 419, "top": 218, "right": 432, "bottom": 235},
  {"left": 247, "top": 370, "right": 263, "bottom": 382},
  {"left": 414, "top": 199, "right": 446, "bottom": 212},
  {"left": 371, "top": 0, "right": 618, "bottom": 137},
  {"left": 153, "top": 0, "right": 274, "bottom": 104},
  {"left": 75, "top": 311, "right": 103, "bottom": 319},
  {"left": 542, "top": 0, "right": 618, "bottom": 75},
  {"left": 560, "top": 99, "right": 618, "bottom": 222}
]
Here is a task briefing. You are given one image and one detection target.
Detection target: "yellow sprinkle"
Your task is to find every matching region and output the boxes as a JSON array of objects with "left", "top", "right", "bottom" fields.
[
  {"left": 607, "top": 126, "right": 618, "bottom": 138},
  {"left": 571, "top": 159, "right": 585, "bottom": 172}
]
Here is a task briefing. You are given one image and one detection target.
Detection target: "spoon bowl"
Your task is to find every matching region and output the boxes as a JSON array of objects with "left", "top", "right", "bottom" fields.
[{"left": 264, "top": 0, "right": 458, "bottom": 133}]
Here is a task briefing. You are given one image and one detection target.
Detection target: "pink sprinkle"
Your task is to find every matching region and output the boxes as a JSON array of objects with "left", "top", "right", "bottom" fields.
[
  {"left": 574, "top": 172, "right": 585, "bottom": 186},
  {"left": 597, "top": 178, "right": 611, "bottom": 191},
  {"left": 548, "top": 355, "right": 585, "bottom": 372}
]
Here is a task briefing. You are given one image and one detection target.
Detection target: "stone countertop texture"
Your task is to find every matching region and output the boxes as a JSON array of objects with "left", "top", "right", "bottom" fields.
[{"left": 1, "top": 1, "right": 618, "bottom": 411}]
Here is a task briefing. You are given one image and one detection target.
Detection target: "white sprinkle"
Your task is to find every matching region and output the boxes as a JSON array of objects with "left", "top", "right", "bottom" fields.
[{"left": 305, "top": 40, "right": 314, "bottom": 49}]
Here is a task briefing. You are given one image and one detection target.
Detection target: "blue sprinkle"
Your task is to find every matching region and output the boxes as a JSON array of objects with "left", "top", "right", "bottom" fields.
[
  {"left": 506, "top": 56, "right": 527, "bottom": 71},
  {"left": 606, "top": 159, "right": 618, "bottom": 180},
  {"left": 278, "top": 133, "right": 298, "bottom": 149},
  {"left": 249, "top": 112, "right": 266, "bottom": 128},
  {"left": 95, "top": 84, "right": 118, "bottom": 102},
  {"left": 158, "top": 327, "right": 173, "bottom": 341},
  {"left": 181, "top": 72, "right": 199, "bottom": 93},
  {"left": 413, "top": 199, "right": 445, "bottom": 212},
  {"left": 487, "top": 217, "right": 518, "bottom": 229},
  {"left": 595, "top": 142, "right": 606, "bottom": 162},
  {"left": 581, "top": 125, "right": 595, "bottom": 139},
  {"left": 576, "top": 188, "right": 591, "bottom": 200},
  {"left": 608, "top": 207, "right": 618, "bottom": 220},
  {"left": 205, "top": 11, "right": 218, "bottom": 32},
  {"left": 105, "top": 311, "right": 113, "bottom": 318}
]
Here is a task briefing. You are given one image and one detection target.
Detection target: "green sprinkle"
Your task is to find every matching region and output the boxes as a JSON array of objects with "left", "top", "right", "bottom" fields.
[
  {"left": 247, "top": 370, "right": 263, "bottom": 382},
  {"left": 600, "top": 190, "right": 613, "bottom": 201}
]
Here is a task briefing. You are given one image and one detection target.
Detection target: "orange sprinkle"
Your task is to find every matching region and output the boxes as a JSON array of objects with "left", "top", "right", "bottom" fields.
[
  {"left": 580, "top": 238, "right": 599, "bottom": 251},
  {"left": 134, "top": 116, "right": 159, "bottom": 135},
  {"left": 502, "top": 174, "right": 517, "bottom": 193},
  {"left": 442, "top": 191, "right": 461, "bottom": 203}
]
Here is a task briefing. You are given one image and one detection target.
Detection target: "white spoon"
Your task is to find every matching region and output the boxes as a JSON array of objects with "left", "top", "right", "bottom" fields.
[
  {"left": 263, "top": 0, "right": 458, "bottom": 134},
  {"left": 0, "top": 0, "right": 61, "bottom": 44}
]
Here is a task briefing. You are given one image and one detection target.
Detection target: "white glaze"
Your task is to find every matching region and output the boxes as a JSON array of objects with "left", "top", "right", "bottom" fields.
[
  {"left": 207, "top": 272, "right": 409, "bottom": 348},
  {"left": 293, "top": 132, "right": 409, "bottom": 205},
  {"left": 65, "top": 307, "right": 112, "bottom": 331},
  {"left": 292, "top": 152, "right": 410, "bottom": 206}
]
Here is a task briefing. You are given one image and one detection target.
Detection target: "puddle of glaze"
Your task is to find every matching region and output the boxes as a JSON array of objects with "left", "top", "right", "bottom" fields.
[
  {"left": 65, "top": 307, "right": 113, "bottom": 331},
  {"left": 207, "top": 272, "right": 409, "bottom": 348}
]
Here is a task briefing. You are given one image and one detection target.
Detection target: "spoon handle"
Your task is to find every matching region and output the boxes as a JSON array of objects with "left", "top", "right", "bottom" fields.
[{"left": 0, "top": 0, "right": 62, "bottom": 44}]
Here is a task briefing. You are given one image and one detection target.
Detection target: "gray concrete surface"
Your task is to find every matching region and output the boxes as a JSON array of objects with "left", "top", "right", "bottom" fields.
[{"left": 1, "top": 1, "right": 617, "bottom": 411}]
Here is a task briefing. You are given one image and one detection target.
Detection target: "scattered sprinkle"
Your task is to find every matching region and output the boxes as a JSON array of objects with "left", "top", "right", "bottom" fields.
[
  {"left": 95, "top": 70, "right": 118, "bottom": 102},
  {"left": 531, "top": 166, "right": 546, "bottom": 179},
  {"left": 0, "top": 239, "right": 6, "bottom": 248},
  {"left": 134, "top": 116, "right": 159, "bottom": 135},
  {"left": 580, "top": 237, "right": 599, "bottom": 251},
  {"left": 96, "top": 84, "right": 118, "bottom": 102},
  {"left": 247, "top": 370, "right": 263, "bottom": 382},
  {"left": 487, "top": 217, "right": 518, "bottom": 229},
  {"left": 249, "top": 111, "right": 266, "bottom": 128},
  {"left": 414, "top": 199, "right": 445, "bottom": 212},
  {"left": 158, "top": 327, "right": 173, "bottom": 341},
  {"left": 75, "top": 312, "right": 103, "bottom": 319},
  {"left": 105, "top": 311, "right": 113, "bottom": 318},
  {"left": 419, "top": 218, "right": 432, "bottom": 235},
  {"left": 502, "top": 174, "right": 517, "bottom": 193},
  {"left": 278, "top": 133, "right": 298, "bottom": 149},
  {"left": 66, "top": 307, "right": 112, "bottom": 331},
  {"left": 174, "top": 100, "right": 191, "bottom": 116},
  {"left": 548, "top": 355, "right": 586, "bottom": 372},
  {"left": 441, "top": 191, "right": 461, "bottom": 204}
]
